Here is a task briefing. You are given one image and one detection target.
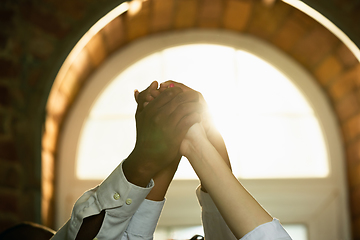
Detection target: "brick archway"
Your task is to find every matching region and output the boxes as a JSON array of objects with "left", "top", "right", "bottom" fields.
[{"left": 42, "top": 0, "right": 360, "bottom": 235}]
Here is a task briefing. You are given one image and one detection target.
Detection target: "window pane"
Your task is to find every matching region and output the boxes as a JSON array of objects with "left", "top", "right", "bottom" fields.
[
  {"left": 77, "top": 53, "right": 162, "bottom": 179},
  {"left": 77, "top": 117, "right": 136, "bottom": 179},
  {"left": 235, "top": 51, "right": 313, "bottom": 114},
  {"left": 90, "top": 53, "right": 163, "bottom": 117},
  {"left": 227, "top": 115, "right": 328, "bottom": 178},
  {"left": 76, "top": 44, "right": 329, "bottom": 180}
]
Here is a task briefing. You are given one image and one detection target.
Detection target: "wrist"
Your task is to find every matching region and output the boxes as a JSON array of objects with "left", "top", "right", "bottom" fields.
[
  {"left": 184, "top": 136, "right": 211, "bottom": 161},
  {"left": 146, "top": 155, "right": 181, "bottom": 201},
  {"left": 123, "top": 152, "right": 157, "bottom": 188}
]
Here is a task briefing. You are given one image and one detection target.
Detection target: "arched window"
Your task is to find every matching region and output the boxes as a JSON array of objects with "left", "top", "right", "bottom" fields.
[{"left": 56, "top": 31, "right": 350, "bottom": 239}]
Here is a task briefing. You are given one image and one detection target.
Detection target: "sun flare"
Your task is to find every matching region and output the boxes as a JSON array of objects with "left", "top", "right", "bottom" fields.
[{"left": 77, "top": 44, "right": 329, "bottom": 180}]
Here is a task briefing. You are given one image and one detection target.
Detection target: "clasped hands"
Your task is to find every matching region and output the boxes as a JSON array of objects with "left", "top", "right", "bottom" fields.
[
  {"left": 74, "top": 81, "right": 278, "bottom": 240},
  {"left": 122, "top": 81, "right": 274, "bottom": 240},
  {"left": 123, "top": 80, "right": 230, "bottom": 196}
]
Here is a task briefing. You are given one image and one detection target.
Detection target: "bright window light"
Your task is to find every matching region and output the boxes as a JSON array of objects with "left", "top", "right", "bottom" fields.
[{"left": 76, "top": 44, "right": 329, "bottom": 180}]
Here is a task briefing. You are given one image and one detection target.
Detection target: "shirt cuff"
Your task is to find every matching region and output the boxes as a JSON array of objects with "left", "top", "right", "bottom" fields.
[
  {"left": 125, "top": 199, "right": 165, "bottom": 237},
  {"left": 96, "top": 160, "right": 154, "bottom": 211},
  {"left": 241, "top": 219, "right": 292, "bottom": 240},
  {"left": 196, "top": 185, "right": 219, "bottom": 213},
  {"left": 196, "top": 186, "right": 291, "bottom": 240},
  {"left": 68, "top": 160, "right": 154, "bottom": 239}
]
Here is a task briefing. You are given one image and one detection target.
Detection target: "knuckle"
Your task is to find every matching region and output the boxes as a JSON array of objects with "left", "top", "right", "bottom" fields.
[
  {"left": 145, "top": 94, "right": 153, "bottom": 102},
  {"left": 175, "top": 94, "right": 186, "bottom": 104},
  {"left": 165, "top": 90, "right": 174, "bottom": 98},
  {"left": 182, "top": 115, "right": 196, "bottom": 129},
  {"left": 190, "top": 112, "right": 201, "bottom": 122},
  {"left": 191, "top": 91, "right": 200, "bottom": 100},
  {"left": 179, "top": 103, "right": 188, "bottom": 112},
  {"left": 151, "top": 89, "right": 160, "bottom": 97},
  {"left": 152, "top": 114, "right": 161, "bottom": 124},
  {"left": 138, "top": 91, "right": 147, "bottom": 98},
  {"left": 183, "top": 115, "right": 191, "bottom": 125}
]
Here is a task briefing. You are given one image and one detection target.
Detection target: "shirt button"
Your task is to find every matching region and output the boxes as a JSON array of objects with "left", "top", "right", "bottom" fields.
[
  {"left": 113, "top": 192, "right": 120, "bottom": 200},
  {"left": 126, "top": 198, "right": 132, "bottom": 205}
]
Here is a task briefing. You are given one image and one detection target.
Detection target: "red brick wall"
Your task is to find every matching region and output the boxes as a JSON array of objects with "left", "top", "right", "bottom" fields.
[
  {"left": 2, "top": 0, "right": 360, "bottom": 238},
  {"left": 0, "top": 0, "right": 125, "bottom": 231}
]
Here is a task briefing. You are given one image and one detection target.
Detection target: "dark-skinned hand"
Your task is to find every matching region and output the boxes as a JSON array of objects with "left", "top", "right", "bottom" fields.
[
  {"left": 123, "top": 82, "right": 204, "bottom": 187},
  {"left": 133, "top": 81, "right": 185, "bottom": 201}
]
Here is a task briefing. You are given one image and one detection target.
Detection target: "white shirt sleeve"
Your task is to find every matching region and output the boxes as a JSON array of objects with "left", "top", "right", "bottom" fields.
[
  {"left": 241, "top": 219, "right": 292, "bottom": 240},
  {"left": 196, "top": 186, "right": 237, "bottom": 240},
  {"left": 122, "top": 199, "right": 165, "bottom": 240},
  {"left": 196, "top": 186, "right": 292, "bottom": 240},
  {"left": 51, "top": 160, "right": 159, "bottom": 240}
]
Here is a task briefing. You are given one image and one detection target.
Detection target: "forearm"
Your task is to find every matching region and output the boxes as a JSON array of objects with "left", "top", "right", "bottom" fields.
[
  {"left": 186, "top": 136, "right": 272, "bottom": 239},
  {"left": 146, "top": 156, "right": 180, "bottom": 201},
  {"left": 206, "top": 128, "right": 231, "bottom": 170},
  {"left": 122, "top": 151, "right": 157, "bottom": 188},
  {"left": 201, "top": 127, "right": 230, "bottom": 193}
]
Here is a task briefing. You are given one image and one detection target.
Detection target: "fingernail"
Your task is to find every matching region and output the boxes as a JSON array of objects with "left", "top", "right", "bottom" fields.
[{"left": 169, "top": 83, "right": 174, "bottom": 88}]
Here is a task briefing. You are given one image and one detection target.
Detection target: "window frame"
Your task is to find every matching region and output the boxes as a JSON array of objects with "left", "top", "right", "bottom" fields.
[{"left": 56, "top": 30, "right": 351, "bottom": 239}]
